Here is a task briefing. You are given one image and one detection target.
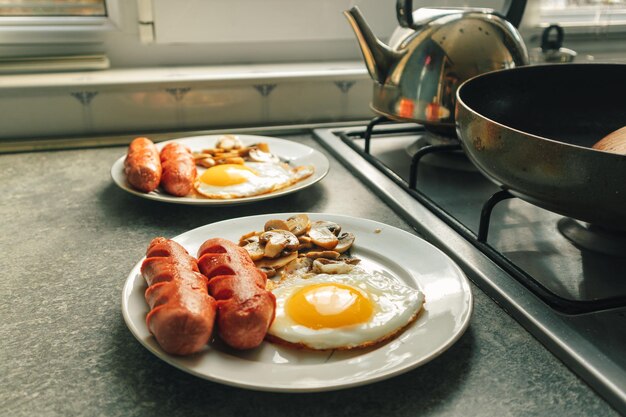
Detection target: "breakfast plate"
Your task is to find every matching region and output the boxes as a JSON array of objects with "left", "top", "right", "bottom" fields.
[
  {"left": 110, "top": 135, "right": 329, "bottom": 205},
  {"left": 121, "top": 213, "right": 473, "bottom": 392}
]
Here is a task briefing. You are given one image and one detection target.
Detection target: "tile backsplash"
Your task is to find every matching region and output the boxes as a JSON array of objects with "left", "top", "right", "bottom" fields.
[{"left": 0, "top": 62, "right": 372, "bottom": 141}]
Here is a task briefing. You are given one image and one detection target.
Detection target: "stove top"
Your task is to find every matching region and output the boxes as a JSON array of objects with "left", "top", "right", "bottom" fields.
[{"left": 314, "top": 121, "right": 626, "bottom": 414}]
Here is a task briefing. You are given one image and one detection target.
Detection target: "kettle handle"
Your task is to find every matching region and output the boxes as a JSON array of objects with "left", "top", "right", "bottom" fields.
[
  {"left": 501, "top": 0, "right": 527, "bottom": 28},
  {"left": 396, "top": 0, "right": 527, "bottom": 29},
  {"left": 396, "top": 0, "right": 415, "bottom": 29},
  {"left": 540, "top": 24, "right": 564, "bottom": 52}
]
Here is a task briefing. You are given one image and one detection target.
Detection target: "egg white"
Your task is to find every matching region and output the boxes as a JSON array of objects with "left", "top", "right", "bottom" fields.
[
  {"left": 267, "top": 268, "right": 424, "bottom": 350},
  {"left": 194, "top": 162, "right": 313, "bottom": 199}
]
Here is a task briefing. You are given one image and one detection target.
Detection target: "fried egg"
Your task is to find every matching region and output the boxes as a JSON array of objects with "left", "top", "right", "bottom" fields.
[
  {"left": 194, "top": 162, "right": 314, "bottom": 199},
  {"left": 267, "top": 268, "right": 424, "bottom": 350}
]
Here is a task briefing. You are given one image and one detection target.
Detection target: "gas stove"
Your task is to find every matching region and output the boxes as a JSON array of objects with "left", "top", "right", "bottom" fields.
[{"left": 314, "top": 120, "right": 626, "bottom": 414}]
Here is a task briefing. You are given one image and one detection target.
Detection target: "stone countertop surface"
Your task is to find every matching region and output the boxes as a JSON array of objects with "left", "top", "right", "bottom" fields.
[{"left": 0, "top": 133, "right": 619, "bottom": 417}]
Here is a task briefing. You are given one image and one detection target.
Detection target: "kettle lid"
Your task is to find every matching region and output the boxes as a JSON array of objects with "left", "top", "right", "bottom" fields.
[
  {"left": 397, "top": 0, "right": 527, "bottom": 29},
  {"left": 409, "top": 7, "right": 497, "bottom": 28}
]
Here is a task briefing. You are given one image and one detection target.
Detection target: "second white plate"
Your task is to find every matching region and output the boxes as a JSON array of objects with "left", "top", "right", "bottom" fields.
[
  {"left": 121, "top": 213, "right": 473, "bottom": 392},
  {"left": 110, "top": 135, "right": 329, "bottom": 205}
]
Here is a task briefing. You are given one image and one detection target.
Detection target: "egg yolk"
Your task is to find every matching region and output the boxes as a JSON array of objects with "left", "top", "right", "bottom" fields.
[
  {"left": 198, "top": 164, "right": 256, "bottom": 186},
  {"left": 286, "top": 283, "right": 373, "bottom": 329}
]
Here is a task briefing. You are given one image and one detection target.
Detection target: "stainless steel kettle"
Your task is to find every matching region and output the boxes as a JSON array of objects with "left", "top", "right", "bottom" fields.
[{"left": 345, "top": 0, "right": 529, "bottom": 134}]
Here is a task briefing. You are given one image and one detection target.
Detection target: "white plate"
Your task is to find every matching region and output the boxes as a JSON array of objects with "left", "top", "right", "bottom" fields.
[
  {"left": 110, "top": 135, "right": 329, "bottom": 205},
  {"left": 121, "top": 213, "right": 473, "bottom": 392}
]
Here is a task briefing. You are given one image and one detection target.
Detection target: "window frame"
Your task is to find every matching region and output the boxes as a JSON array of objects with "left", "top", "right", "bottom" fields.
[
  {"left": 0, "top": 0, "right": 122, "bottom": 44},
  {"left": 536, "top": 1, "right": 626, "bottom": 35}
]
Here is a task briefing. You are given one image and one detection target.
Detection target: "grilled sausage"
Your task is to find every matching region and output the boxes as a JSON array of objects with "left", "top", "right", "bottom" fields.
[
  {"left": 124, "top": 137, "right": 162, "bottom": 192},
  {"left": 141, "top": 237, "right": 216, "bottom": 356},
  {"left": 160, "top": 142, "right": 196, "bottom": 197},
  {"left": 197, "top": 238, "right": 276, "bottom": 350}
]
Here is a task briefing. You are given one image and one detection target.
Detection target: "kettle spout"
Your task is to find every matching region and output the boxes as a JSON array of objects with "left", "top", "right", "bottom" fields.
[{"left": 344, "top": 6, "right": 394, "bottom": 84}]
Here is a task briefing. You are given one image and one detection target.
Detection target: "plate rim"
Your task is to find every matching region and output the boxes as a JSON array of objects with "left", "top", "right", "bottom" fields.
[
  {"left": 110, "top": 134, "right": 330, "bottom": 206},
  {"left": 121, "top": 213, "right": 473, "bottom": 392}
]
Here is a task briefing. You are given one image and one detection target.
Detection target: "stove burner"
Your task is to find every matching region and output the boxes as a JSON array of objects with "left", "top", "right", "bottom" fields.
[
  {"left": 333, "top": 120, "right": 626, "bottom": 313},
  {"left": 405, "top": 136, "right": 475, "bottom": 172},
  {"left": 558, "top": 218, "right": 626, "bottom": 258}
]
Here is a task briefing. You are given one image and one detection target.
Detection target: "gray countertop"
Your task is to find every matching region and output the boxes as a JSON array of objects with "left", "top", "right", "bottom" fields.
[{"left": 0, "top": 133, "right": 619, "bottom": 417}]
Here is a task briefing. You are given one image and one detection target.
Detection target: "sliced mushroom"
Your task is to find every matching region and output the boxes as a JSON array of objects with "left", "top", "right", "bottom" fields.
[
  {"left": 305, "top": 250, "right": 340, "bottom": 260},
  {"left": 337, "top": 255, "right": 361, "bottom": 265},
  {"left": 282, "top": 257, "right": 313, "bottom": 278},
  {"left": 197, "top": 157, "right": 216, "bottom": 168},
  {"left": 308, "top": 226, "right": 338, "bottom": 250},
  {"left": 239, "top": 230, "right": 260, "bottom": 246},
  {"left": 334, "top": 232, "right": 355, "bottom": 253},
  {"left": 216, "top": 134, "right": 243, "bottom": 151},
  {"left": 286, "top": 214, "right": 310, "bottom": 236},
  {"left": 215, "top": 156, "right": 245, "bottom": 165},
  {"left": 248, "top": 148, "right": 280, "bottom": 163},
  {"left": 242, "top": 240, "right": 265, "bottom": 261},
  {"left": 259, "top": 266, "right": 276, "bottom": 278},
  {"left": 297, "top": 242, "right": 313, "bottom": 251},
  {"left": 312, "top": 258, "right": 355, "bottom": 275},
  {"left": 264, "top": 219, "right": 290, "bottom": 232},
  {"left": 260, "top": 230, "right": 299, "bottom": 258},
  {"left": 311, "top": 220, "right": 341, "bottom": 236},
  {"left": 296, "top": 235, "right": 313, "bottom": 251},
  {"left": 298, "top": 235, "right": 311, "bottom": 243},
  {"left": 256, "top": 251, "right": 298, "bottom": 270}
]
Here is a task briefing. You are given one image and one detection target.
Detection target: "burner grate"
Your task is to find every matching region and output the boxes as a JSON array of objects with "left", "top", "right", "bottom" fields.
[{"left": 338, "top": 120, "right": 626, "bottom": 314}]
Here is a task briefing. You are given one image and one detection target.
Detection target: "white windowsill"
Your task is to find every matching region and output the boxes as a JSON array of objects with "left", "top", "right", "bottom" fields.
[{"left": 0, "top": 61, "right": 369, "bottom": 91}]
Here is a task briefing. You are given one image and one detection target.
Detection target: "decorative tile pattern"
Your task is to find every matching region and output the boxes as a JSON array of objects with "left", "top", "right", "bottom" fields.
[
  {"left": 0, "top": 70, "right": 371, "bottom": 140},
  {"left": 334, "top": 80, "right": 356, "bottom": 93},
  {"left": 166, "top": 87, "right": 192, "bottom": 127},
  {"left": 254, "top": 84, "right": 278, "bottom": 121},
  {"left": 70, "top": 91, "right": 99, "bottom": 132},
  {"left": 253, "top": 84, "right": 277, "bottom": 97}
]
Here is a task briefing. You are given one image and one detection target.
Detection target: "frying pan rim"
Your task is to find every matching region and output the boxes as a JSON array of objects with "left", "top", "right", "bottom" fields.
[{"left": 455, "top": 63, "right": 626, "bottom": 159}]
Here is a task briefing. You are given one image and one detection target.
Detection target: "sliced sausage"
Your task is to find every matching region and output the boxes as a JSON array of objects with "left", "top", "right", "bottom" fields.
[
  {"left": 124, "top": 137, "right": 162, "bottom": 192},
  {"left": 140, "top": 237, "right": 216, "bottom": 355},
  {"left": 159, "top": 142, "right": 196, "bottom": 197},
  {"left": 197, "top": 238, "right": 276, "bottom": 350}
]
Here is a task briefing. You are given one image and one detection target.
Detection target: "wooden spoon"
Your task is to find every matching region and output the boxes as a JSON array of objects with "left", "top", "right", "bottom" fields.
[{"left": 592, "top": 126, "right": 626, "bottom": 155}]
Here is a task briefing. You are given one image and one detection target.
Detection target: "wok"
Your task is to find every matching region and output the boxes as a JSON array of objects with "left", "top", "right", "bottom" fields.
[{"left": 455, "top": 64, "right": 626, "bottom": 232}]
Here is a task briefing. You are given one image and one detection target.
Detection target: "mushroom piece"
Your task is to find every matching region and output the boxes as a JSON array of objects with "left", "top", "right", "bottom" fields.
[
  {"left": 197, "top": 157, "right": 216, "bottom": 168},
  {"left": 296, "top": 235, "right": 313, "bottom": 251},
  {"left": 239, "top": 231, "right": 260, "bottom": 246},
  {"left": 264, "top": 219, "right": 290, "bottom": 232},
  {"left": 337, "top": 255, "right": 361, "bottom": 265},
  {"left": 248, "top": 148, "right": 280, "bottom": 163},
  {"left": 334, "top": 232, "right": 355, "bottom": 254},
  {"left": 312, "top": 258, "right": 355, "bottom": 275},
  {"left": 282, "top": 257, "right": 313, "bottom": 278},
  {"left": 259, "top": 230, "right": 299, "bottom": 258},
  {"left": 286, "top": 214, "right": 310, "bottom": 236},
  {"left": 216, "top": 134, "right": 243, "bottom": 151},
  {"left": 308, "top": 226, "right": 339, "bottom": 250},
  {"left": 311, "top": 220, "right": 341, "bottom": 236},
  {"left": 242, "top": 240, "right": 265, "bottom": 261},
  {"left": 256, "top": 251, "right": 298, "bottom": 270},
  {"left": 259, "top": 266, "right": 276, "bottom": 278},
  {"left": 305, "top": 250, "right": 340, "bottom": 259},
  {"left": 215, "top": 156, "right": 245, "bottom": 165}
]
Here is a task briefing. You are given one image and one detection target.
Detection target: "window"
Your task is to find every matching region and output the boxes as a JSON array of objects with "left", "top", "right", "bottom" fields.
[
  {"left": 0, "top": 0, "right": 106, "bottom": 16},
  {"left": 0, "top": 0, "right": 623, "bottom": 69},
  {"left": 539, "top": 0, "right": 626, "bottom": 27}
]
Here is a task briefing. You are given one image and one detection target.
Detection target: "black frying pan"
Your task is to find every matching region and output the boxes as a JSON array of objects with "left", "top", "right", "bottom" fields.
[{"left": 455, "top": 63, "right": 626, "bottom": 232}]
